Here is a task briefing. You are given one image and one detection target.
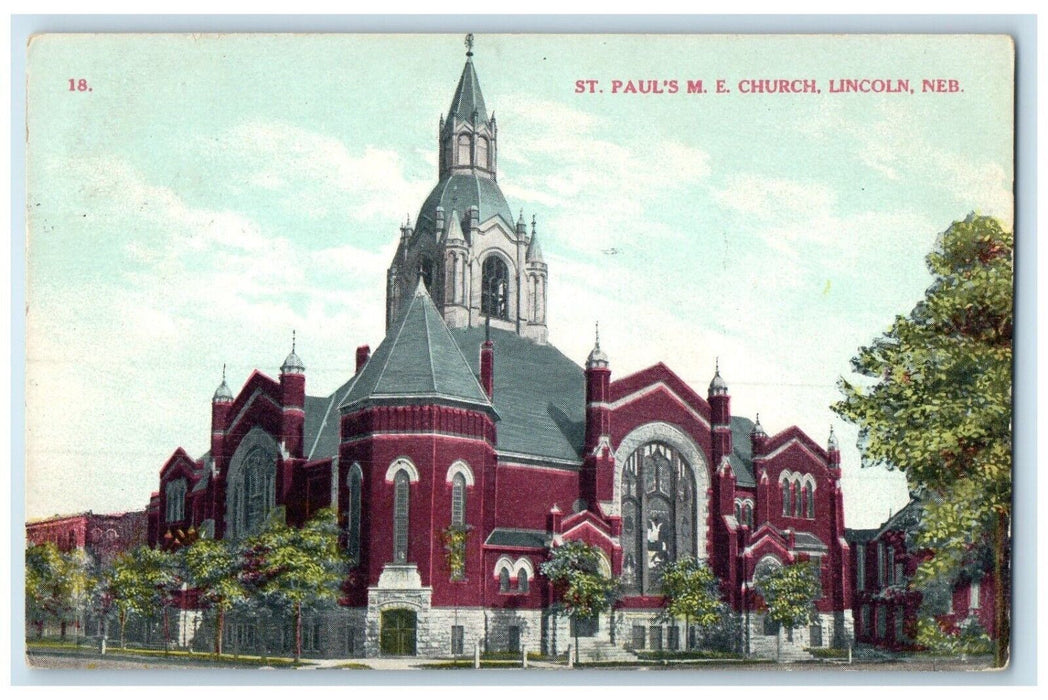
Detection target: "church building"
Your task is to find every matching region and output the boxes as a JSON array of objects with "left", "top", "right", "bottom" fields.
[{"left": 146, "top": 39, "right": 853, "bottom": 660}]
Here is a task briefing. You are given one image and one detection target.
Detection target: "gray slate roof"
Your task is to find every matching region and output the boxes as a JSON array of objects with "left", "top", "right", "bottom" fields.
[
  {"left": 447, "top": 57, "right": 488, "bottom": 124},
  {"left": 729, "top": 416, "right": 758, "bottom": 487},
  {"left": 417, "top": 174, "right": 515, "bottom": 237},
  {"left": 341, "top": 282, "right": 495, "bottom": 414},
  {"left": 304, "top": 374, "right": 358, "bottom": 461},
  {"left": 484, "top": 528, "right": 550, "bottom": 549},
  {"left": 792, "top": 531, "right": 828, "bottom": 551},
  {"left": 449, "top": 326, "right": 585, "bottom": 465}
]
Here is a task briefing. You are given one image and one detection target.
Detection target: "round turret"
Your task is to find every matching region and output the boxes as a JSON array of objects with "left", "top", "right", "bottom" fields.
[
  {"left": 213, "top": 364, "right": 233, "bottom": 403},
  {"left": 708, "top": 360, "right": 729, "bottom": 396},
  {"left": 586, "top": 322, "right": 609, "bottom": 369},
  {"left": 281, "top": 332, "right": 305, "bottom": 375}
]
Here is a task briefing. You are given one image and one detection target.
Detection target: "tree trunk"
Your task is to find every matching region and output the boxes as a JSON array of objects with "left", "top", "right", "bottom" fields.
[
  {"left": 294, "top": 601, "right": 302, "bottom": 662},
  {"left": 163, "top": 605, "right": 170, "bottom": 654},
  {"left": 214, "top": 607, "right": 224, "bottom": 657},
  {"left": 993, "top": 508, "right": 1009, "bottom": 668},
  {"left": 119, "top": 611, "right": 127, "bottom": 649}
]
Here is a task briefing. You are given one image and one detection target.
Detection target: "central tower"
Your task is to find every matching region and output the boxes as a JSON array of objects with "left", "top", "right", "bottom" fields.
[{"left": 385, "top": 36, "right": 549, "bottom": 344}]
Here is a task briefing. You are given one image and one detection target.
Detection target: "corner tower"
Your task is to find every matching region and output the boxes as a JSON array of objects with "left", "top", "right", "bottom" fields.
[{"left": 386, "top": 35, "right": 549, "bottom": 344}]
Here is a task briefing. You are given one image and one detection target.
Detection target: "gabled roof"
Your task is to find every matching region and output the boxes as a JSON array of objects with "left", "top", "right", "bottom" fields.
[
  {"left": 449, "top": 326, "right": 585, "bottom": 464},
  {"left": 729, "top": 416, "right": 757, "bottom": 487},
  {"left": 447, "top": 57, "right": 488, "bottom": 124},
  {"left": 341, "top": 281, "right": 495, "bottom": 414}
]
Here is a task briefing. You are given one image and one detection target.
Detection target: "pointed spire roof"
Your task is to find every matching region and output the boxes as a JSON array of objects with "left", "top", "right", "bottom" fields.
[
  {"left": 751, "top": 413, "right": 767, "bottom": 438},
  {"left": 281, "top": 331, "right": 305, "bottom": 375},
  {"left": 586, "top": 322, "right": 609, "bottom": 368},
  {"left": 445, "top": 209, "right": 465, "bottom": 242},
  {"left": 827, "top": 425, "right": 839, "bottom": 451},
  {"left": 213, "top": 364, "right": 233, "bottom": 403},
  {"left": 447, "top": 39, "right": 488, "bottom": 124},
  {"left": 708, "top": 358, "right": 728, "bottom": 395},
  {"left": 526, "top": 230, "right": 544, "bottom": 263},
  {"left": 341, "top": 279, "right": 497, "bottom": 414}
]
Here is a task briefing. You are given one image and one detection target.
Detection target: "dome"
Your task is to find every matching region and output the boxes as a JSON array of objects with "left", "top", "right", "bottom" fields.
[
  {"left": 827, "top": 426, "right": 840, "bottom": 451},
  {"left": 416, "top": 174, "right": 515, "bottom": 238},
  {"left": 213, "top": 379, "right": 233, "bottom": 403},
  {"left": 281, "top": 332, "right": 305, "bottom": 375},
  {"left": 750, "top": 414, "right": 767, "bottom": 438},
  {"left": 708, "top": 370, "right": 729, "bottom": 395},
  {"left": 586, "top": 323, "right": 609, "bottom": 368}
]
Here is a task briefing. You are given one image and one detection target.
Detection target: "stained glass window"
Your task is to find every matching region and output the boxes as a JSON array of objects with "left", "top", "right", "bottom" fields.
[
  {"left": 481, "top": 256, "right": 509, "bottom": 320},
  {"left": 394, "top": 470, "right": 410, "bottom": 564},
  {"left": 620, "top": 442, "right": 696, "bottom": 595}
]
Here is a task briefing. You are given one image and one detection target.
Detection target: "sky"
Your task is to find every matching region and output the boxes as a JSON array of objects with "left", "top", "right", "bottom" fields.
[{"left": 24, "top": 34, "right": 1014, "bottom": 527}]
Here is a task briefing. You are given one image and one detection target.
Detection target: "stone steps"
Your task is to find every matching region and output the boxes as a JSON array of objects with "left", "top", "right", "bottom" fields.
[{"left": 574, "top": 637, "right": 638, "bottom": 663}]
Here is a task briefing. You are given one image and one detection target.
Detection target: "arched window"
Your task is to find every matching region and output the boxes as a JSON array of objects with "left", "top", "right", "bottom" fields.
[
  {"left": 481, "top": 256, "right": 509, "bottom": 320},
  {"left": 451, "top": 473, "right": 466, "bottom": 527},
  {"left": 241, "top": 447, "right": 276, "bottom": 536},
  {"left": 518, "top": 568, "right": 529, "bottom": 593},
  {"left": 457, "top": 133, "right": 471, "bottom": 165},
  {"left": 499, "top": 567, "right": 511, "bottom": 593},
  {"left": 347, "top": 465, "right": 362, "bottom": 562},
  {"left": 796, "top": 484, "right": 807, "bottom": 518},
  {"left": 620, "top": 442, "right": 696, "bottom": 595},
  {"left": 165, "top": 478, "right": 186, "bottom": 523},
  {"left": 393, "top": 470, "right": 410, "bottom": 564},
  {"left": 806, "top": 483, "right": 815, "bottom": 519},
  {"left": 476, "top": 136, "right": 489, "bottom": 169},
  {"left": 781, "top": 480, "right": 791, "bottom": 517}
]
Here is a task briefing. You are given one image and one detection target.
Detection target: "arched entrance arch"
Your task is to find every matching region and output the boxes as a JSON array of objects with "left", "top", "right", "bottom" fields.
[{"left": 609, "top": 422, "right": 711, "bottom": 595}]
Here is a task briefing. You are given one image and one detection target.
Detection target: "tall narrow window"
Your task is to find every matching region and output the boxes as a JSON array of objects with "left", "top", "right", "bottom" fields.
[
  {"left": 457, "top": 134, "right": 471, "bottom": 165},
  {"left": 856, "top": 545, "right": 866, "bottom": 591},
  {"left": 806, "top": 484, "right": 815, "bottom": 518},
  {"left": 481, "top": 256, "right": 509, "bottom": 320},
  {"left": 393, "top": 470, "right": 410, "bottom": 564},
  {"left": 782, "top": 481, "right": 791, "bottom": 517},
  {"left": 796, "top": 484, "right": 807, "bottom": 517},
  {"left": 517, "top": 568, "right": 529, "bottom": 593},
  {"left": 970, "top": 581, "right": 981, "bottom": 610},
  {"left": 451, "top": 473, "right": 466, "bottom": 527},
  {"left": 476, "top": 136, "right": 489, "bottom": 169},
  {"left": 348, "top": 466, "right": 362, "bottom": 562},
  {"left": 499, "top": 567, "right": 511, "bottom": 593},
  {"left": 166, "top": 478, "right": 186, "bottom": 523}
]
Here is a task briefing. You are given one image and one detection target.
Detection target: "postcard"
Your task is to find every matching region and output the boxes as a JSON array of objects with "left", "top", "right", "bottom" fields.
[{"left": 23, "top": 32, "right": 1014, "bottom": 672}]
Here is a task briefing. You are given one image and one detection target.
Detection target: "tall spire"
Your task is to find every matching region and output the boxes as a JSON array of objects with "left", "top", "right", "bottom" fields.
[{"left": 447, "top": 36, "right": 488, "bottom": 124}]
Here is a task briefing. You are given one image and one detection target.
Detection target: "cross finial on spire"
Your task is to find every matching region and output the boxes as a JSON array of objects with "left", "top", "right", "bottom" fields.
[{"left": 465, "top": 33, "right": 474, "bottom": 58}]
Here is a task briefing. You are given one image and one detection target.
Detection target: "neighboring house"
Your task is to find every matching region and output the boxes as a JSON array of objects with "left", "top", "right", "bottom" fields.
[
  {"left": 846, "top": 498, "right": 998, "bottom": 651},
  {"left": 144, "top": 42, "right": 853, "bottom": 659}
]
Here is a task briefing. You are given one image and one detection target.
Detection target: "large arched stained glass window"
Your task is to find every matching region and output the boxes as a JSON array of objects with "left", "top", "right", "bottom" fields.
[
  {"left": 393, "top": 470, "right": 410, "bottom": 564},
  {"left": 228, "top": 445, "right": 277, "bottom": 540},
  {"left": 620, "top": 442, "right": 696, "bottom": 595},
  {"left": 481, "top": 256, "right": 509, "bottom": 320}
]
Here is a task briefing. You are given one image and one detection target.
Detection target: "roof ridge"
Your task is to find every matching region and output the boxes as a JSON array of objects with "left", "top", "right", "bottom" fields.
[
  {"left": 422, "top": 291, "right": 437, "bottom": 393},
  {"left": 372, "top": 291, "right": 419, "bottom": 396},
  {"left": 437, "top": 305, "right": 493, "bottom": 405}
]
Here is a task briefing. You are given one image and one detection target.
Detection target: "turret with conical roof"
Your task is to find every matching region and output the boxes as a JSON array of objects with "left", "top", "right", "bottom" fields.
[
  {"left": 708, "top": 359, "right": 733, "bottom": 465},
  {"left": 211, "top": 364, "right": 233, "bottom": 460},
  {"left": 279, "top": 332, "right": 305, "bottom": 458}
]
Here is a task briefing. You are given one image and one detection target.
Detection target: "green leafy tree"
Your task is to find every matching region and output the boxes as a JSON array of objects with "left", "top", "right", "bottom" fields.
[
  {"left": 240, "top": 509, "right": 347, "bottom": 661},
  {"left": 62, "top": 548, "right": 95, "bottom": 646},
  {"left": 184, "top": 536, "right": 245, "bottom": 657},
  {"left": 25, "top": 542, "right": 70, "bottom": 638},
  {"left": 123, "top": 546, "right": 181, "bottom": 650},
  {"left": 755, "top": 559, "right": 820, "bottom": 646},
  {"left": 833, "top": 214, "right": 1012, "bottom": 666},
  {"left": 540, "top": 541, "right": 617, "bottom": 660},
  {"left": 658, "top": 556, "right": 726, "bottom": 649}
]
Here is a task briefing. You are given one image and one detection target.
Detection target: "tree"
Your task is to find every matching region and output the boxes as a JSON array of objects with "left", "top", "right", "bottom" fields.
[
  {"left": 61, "top": 548, "right": 94, "bottom": 647},
  {"left": 755, "top": 559, "right": 820, "bottom": 651},
  {"left": 833, "top": 214, "right": 1012, "bottom": 666},
  {"left": 658, "top": 556, "right": 726, "bottom": 649},
  {"left": 240, "top": 509, "right": 347, "bottom": 661},
  {"left": 25, "top": 542, "right": 70, "bottom": 638},
  {"left": 183, "top": 536, "right": 245, "bottom": 657},
  {"left": 540, "top": 541, "right": 617, "bottom": 661}
]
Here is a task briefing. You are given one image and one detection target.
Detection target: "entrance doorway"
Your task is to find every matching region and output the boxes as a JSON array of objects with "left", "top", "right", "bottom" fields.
[{"left": 380, "top": 609, "right": 417, "bottom": 656}]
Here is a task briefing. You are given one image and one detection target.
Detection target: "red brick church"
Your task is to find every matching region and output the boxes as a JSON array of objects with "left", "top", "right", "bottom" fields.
[{"left": 146, "top": 41, "right": 853, "bottom": 659}]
